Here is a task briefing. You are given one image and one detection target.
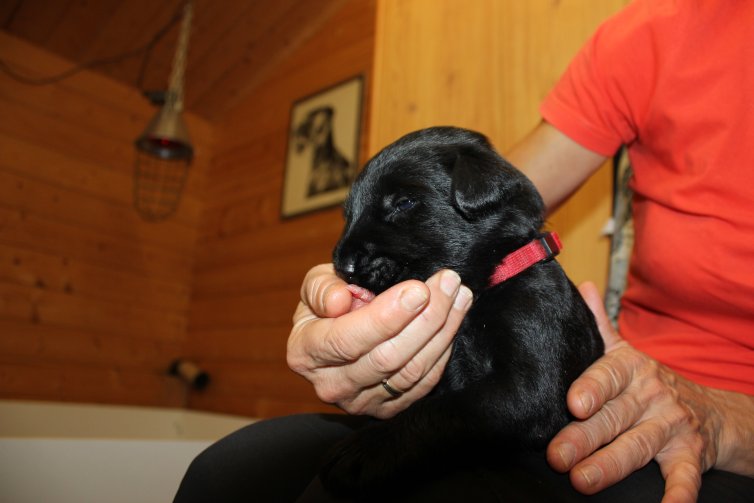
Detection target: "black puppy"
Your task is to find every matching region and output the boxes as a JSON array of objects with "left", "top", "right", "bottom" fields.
[{"left": 323, "top": 127, "right": 604, "bottom": 496}]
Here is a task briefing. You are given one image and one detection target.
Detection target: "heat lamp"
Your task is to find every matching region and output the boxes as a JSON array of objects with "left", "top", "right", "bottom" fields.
[{"left": 133, "top": 1, "right": 194, "bottom": 221}]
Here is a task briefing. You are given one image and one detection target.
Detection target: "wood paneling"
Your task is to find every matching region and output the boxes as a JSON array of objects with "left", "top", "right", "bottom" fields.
[
  {"left": 0, "top": 31, "right": 211, "bottom": 407},
  {"left": 370, "top": 0, "right": 631, "bottom": 291},
  {"left": 185, "top": 0, "right": 376, "bottom": 418},
  {"left": 1, "top": 0, "right": 356, "bottom": 122}
]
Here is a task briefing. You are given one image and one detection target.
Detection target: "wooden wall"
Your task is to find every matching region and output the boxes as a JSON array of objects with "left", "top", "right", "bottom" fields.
[
  {"left": 185, "top": 0, "right": 376, "bottom": 417},
  {"left": 370, "top": 0, "right": 631, "bottom": 289},
  {"left": 0, "top": 32, "right": 212, "bottom": 407}
]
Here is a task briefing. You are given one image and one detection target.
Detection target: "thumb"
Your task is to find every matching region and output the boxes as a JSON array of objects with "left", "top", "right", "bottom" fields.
[
  {"left": 301, "top": 263, "right": 352, "bottom": 318},
  {"left": 577, "top": 281, "right": 623, "bottom": 350}
]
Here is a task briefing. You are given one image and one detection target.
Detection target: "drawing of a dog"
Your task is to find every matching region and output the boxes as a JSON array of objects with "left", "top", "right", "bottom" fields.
[
  {"left": 294, "top": 106, "right": 354, "bottom": 197},
  {"left": 323, "top": 126, "right": 604, "bottom": 497}
]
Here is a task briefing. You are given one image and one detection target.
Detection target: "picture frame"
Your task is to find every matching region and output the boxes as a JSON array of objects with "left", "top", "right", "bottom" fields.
[{"left": 281, "top": 76, "right": 364, "bottom": 218}]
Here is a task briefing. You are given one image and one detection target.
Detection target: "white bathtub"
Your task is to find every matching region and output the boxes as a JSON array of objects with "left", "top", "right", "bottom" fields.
[{"left": 0, "top": 400, "right": 255, "bottom": 503}]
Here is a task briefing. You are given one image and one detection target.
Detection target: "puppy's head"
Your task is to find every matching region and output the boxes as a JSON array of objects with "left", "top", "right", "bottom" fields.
[{"left": 333, "top": 127, "right": 544, "bottom": 294}]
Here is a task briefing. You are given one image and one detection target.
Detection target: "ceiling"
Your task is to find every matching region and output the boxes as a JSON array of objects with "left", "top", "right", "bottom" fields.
[{"left": 1, "top": 0, "right": 346, "bottom": 122}]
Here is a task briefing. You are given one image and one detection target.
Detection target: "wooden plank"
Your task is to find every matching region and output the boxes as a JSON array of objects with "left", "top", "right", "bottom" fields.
[
  {"left": 186, "top": 361, "right": 320, "bottom": 402},
  {"left": 0, "top": 282, "right": 187, "bottom": 341},
  {"left": 0, "top": 95, "right": 132, "bottom": 170},
  {"left": 0, "top": 206, "right": 193, "bottom": 281},
  {"left": 0, "top": 94, "right": 209, "bottom": 202},
  {"left": 0, "top": 1, "right": 22, "bottom": 27},
  {"left": 0, "top": 168, "right": 198, "bottom": 252},
  {"left": 217, "top": 40, "right": 374, "bottom": 152},
  {"left": 0, "top": 30, "right": 212, "bottom": 140},
  {"left": 203, "top": 132, "right": 286, "bottom": 200},
  {"left": 199, "top": 191, "right": 283, "bottom": 242},
  {"left": 186, "top": 326, "right": 290, "bottom": 363},
  {"left": 0, "top": 244, "right": 190, "bottom": 312},
  {"left": 0, "top": 0, "right": 73, "bottom": 46},
  {"left": 0, "top": 70, "right": 160, "bottom": 146},
  {"left": 192, "top": 249, "right": 330, "bottom": 299},
  {"left": 263, "top": 0, "right": 376, "bottom": 90},
  {"left": 0, "top": 361, "right": 186, "bottom": 407},
  {"left": 188, "top": 288, "right": 299, "bottom": 330},
  {"left": 194, "top": 209, "right": 342, "bottom": 270},
  {"left": 77, "top": 0, "right": 182, "bottom": 89},
  {"left": 193, "top": 0, "right": 353, "bottom": 121},
  {"left": 185, "top": 361, "right": 341, "bottom": 417},
  {"left": 0, "top": 33, "right": 213, "bottom": 197},
  {"left": 0, "top": 320, "right": 182, "bottom": 368},
  {"left": 0, "top": 133, "right": 203, "bottom": 225},
  {"left": 185, "top": 0, "right": 302, "bottom": 117},
  {"left": 44, "top": 0, "right": 123, "bottom": 62}
]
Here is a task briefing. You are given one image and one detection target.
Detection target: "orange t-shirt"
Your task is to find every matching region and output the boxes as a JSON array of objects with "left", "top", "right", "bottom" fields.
[{"left": 541, "top": 0, "right": 754, "bottom": 395}]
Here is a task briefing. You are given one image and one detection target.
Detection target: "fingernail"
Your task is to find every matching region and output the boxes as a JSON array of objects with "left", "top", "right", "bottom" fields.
[
  {"left": 578, "top": 465, "right": 602, "bottom": 488},
  {"left": 400, "top": 286, "right": 428, "bottom": 311},
  {"left": 557, "top": 443, "right": 575, "bottom": 469},
  {"left": 453, "top": 286, "right": 473, "bottom": 311},
  {"left": 440, "top": 270, "right": 461, "bottom": 297}
]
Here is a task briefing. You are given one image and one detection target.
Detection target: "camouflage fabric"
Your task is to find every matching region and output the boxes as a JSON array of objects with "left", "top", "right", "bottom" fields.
[{"left": 605, "top": 149, "right": 634, "bottom": 328}]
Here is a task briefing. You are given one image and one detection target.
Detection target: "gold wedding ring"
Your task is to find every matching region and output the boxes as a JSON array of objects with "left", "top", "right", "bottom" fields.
[{"left": 381, "top": 378, "right": 403, "bottom": 398}]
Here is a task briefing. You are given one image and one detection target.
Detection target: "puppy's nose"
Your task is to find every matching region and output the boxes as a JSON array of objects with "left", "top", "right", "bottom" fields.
[
  {"left": 334, "top": 249, "right": 359, "bottom": 283},
  {"left": 339, "top": 255, "right": 358, "bottom": 283},
  {"left": 333, "top": 240, "right": 364, "bottom": 283},
  {"left": 342, "top": 257, "right": 356, "bottom": 276}
]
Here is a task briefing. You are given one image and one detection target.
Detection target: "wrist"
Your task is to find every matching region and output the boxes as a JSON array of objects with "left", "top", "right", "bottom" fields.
[{"left": 709, "top": 388, "right": 754, "bottom": 476}]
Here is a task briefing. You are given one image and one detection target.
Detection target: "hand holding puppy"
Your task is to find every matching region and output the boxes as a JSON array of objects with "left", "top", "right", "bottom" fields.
[
  {"left": 549, "top": 282, "right": 754, "bottom": 503},
  {"left": 287, "top": 263, "right": 472, "bottom": 419}
]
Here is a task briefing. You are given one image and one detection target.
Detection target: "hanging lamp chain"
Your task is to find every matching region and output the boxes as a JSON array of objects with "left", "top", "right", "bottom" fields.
[{"left": 166, "top": 0, "right": 193, "bottom": 112}]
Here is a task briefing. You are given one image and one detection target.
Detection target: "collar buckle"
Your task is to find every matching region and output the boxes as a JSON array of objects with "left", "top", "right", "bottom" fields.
[{"left": 538, "top": 232, "right": 562, "bottom": 262}]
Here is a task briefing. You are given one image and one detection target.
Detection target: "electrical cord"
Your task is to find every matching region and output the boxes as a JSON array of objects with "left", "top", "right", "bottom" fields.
[{"left": 0, "top": 5, "right": 184, "bottom": 88}]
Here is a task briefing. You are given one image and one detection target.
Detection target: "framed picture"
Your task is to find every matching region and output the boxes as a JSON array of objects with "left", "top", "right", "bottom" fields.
[{"left": 281, "top": 76, "right": 364, "bottom": 218}]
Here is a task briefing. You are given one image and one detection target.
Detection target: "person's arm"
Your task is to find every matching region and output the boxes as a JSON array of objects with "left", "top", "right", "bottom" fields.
[
  {"left": 550, "top": 282, "right": 754, "bottom": 503},
  {"left": 507, "top": 121, "right": 607, "bottom": 212}
]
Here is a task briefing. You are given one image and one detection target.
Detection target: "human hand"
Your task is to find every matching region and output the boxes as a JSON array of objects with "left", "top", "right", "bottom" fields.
[
  {"left": 547, "top": 282, "right": 724, "bottom": 503},
  {"left": 287, "top": 263, "right": 473, "bottom": 419}
]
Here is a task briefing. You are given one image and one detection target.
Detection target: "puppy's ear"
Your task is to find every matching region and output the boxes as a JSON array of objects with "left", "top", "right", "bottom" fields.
[{"left": 451, "top": 149, "right": 516, "bottom": 219}]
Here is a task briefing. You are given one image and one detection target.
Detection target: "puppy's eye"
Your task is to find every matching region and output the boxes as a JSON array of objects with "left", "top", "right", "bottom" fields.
[{"left": 394, "top": 197, "right": 417, "bottom": 212}]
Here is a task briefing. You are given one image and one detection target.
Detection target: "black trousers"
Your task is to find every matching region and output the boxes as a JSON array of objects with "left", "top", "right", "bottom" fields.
[{"left": 173, "top": 413, "right": 754, "bottom": 503}]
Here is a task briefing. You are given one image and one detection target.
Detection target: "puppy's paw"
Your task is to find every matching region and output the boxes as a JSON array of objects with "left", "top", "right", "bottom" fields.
[{"left": 320, "top": 424, "right": 408, "bottom": 498}]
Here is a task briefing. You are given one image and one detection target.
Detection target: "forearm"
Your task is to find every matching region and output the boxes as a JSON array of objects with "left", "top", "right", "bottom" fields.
[{"left": 506, "top": 121, "right": 607, "bottom": 212}]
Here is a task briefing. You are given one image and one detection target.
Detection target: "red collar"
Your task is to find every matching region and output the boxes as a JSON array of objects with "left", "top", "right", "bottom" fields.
[{"left": 488, "top": 232, "right": 562, "bottom": 287}]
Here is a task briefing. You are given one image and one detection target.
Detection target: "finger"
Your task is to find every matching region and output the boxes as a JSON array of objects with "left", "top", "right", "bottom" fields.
[
  {"left": 568, "top": 419, "right": 668, "bottom": 495},
  {"left": 345, "top": 270, "right": 465, "bottom": 384},
  {"left": 659, "top": 454, "right": 702, "bottom": 503},
  {"left": 345, "top": 346, "right": 455, "bottom": 420},
  {"left": 302, "top": 278, "right": 430, "bottom": 367},
  {"left": 548, "top": 388, "right": 644, "bottom": 472},
  {"left": 287, "top": 281, "right": 424, "bottom": 379},
  {"left": 577, "top": 281, "right": 623, "bottom": 350},
  {"left": 385, "top": 283, "right": 473, "bottom": 393},
  {"left": 566, "top": 350, "right": 638, "bottom": 419},
  {"left": 300, "top": 263, "right": 352, "bottom": 318}
]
